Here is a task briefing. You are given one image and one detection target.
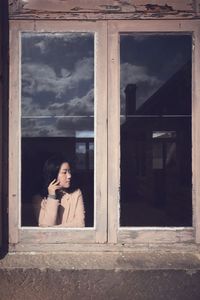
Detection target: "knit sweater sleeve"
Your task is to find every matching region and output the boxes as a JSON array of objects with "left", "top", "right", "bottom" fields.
[
  {"left": 73, "top": 189, "right": 85, "bottom": 227},
  {"left": 38, "top": 197, "right": 60, "bottom": 227},
  {"left": 64, "top": 189, "right": 85, "bottom": 228}
]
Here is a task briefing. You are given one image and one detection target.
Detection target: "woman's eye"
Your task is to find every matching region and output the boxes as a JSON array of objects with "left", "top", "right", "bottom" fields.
[{"left": 61, "top": 170, "right": 71, "bottom": 174}]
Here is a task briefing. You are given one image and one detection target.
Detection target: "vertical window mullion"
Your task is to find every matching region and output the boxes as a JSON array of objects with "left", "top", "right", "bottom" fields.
[{"left": 108, "top": 22, "right": 120, "bottom": 243}]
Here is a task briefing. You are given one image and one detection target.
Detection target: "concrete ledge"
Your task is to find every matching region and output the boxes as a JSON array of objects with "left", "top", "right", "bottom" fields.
[
  {"left": 1, "top": 251, "right": 200, "bottom": 270},
  {"left": 0, "top": 268, "right": 200, "bottom": 300},
  {"left": 1, "top": 252, "right": 200, "bottom": 300}
]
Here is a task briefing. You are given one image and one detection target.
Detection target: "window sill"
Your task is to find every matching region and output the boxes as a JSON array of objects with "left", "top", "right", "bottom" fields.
[{"left": 1, "top": 251, "right": 200, "bottom": 271}]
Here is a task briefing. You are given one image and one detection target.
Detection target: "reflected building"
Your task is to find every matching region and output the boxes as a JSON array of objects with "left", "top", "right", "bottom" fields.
[{"left": 120, "top": 61, "right": 192, "bottom": 226}]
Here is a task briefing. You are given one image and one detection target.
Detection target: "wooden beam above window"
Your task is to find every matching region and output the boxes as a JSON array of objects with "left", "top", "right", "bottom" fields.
[{"left": 8, "top": 0, "right": 198, "bottom": 20}]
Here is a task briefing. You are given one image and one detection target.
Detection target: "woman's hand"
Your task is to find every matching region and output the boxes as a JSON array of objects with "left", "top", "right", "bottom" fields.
[{"left": 48, "top": 179, "right": 62, "bottom": 196}]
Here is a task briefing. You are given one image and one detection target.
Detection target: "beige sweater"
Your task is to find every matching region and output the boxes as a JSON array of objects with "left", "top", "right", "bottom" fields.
[{"left": 38, "top": 189, "right": 85, "bottom": 227}]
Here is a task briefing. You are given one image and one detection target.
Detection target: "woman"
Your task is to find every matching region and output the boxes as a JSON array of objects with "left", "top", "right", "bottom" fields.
[{"left": 38, "top": 155, "right": 85, "bottom": 227}]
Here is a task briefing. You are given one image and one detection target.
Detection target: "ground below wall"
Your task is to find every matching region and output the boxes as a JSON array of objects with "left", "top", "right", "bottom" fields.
[{"left": 1, "top": 251, "right": 200, "bottom": 300}]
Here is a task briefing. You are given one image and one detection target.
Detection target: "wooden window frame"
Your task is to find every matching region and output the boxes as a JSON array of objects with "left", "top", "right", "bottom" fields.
[
  {"left": 9, "top": 20, "right": 108, "bottom": 247},
  {"left": 108, "top": 20, "right": 200, "bottom": 245},
  {"left": 8, "top": 19, "right": 200, "bottom": 251}
]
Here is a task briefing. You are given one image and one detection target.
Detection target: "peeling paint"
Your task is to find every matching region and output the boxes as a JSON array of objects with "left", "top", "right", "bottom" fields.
[
  {"left": 145, "top": 3, "right": 174, "bottom": 13},
  {"left": 71, "top": 7, "right": 82, "bottom": 12},
  {"left": 100, "top": 5, "right": 121, "bottom": 11},
  {"left": 8, "top": 12, "right": 198, "bottom": 20},
  {"left": 9, "top": 0, "right": 197, "bottom": 17},
  {"left": 9, "top": 0, "right": 18, "bottom": 6}
]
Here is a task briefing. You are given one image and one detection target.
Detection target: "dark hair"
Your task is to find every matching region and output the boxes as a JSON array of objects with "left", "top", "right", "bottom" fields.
[{"left": 42, "top": 155, "right": 72, "bottom": 197}]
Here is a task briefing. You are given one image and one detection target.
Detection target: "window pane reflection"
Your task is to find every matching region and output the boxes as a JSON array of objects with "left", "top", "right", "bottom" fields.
[
  {"left": 21, "top": 32, "right": 94, "bottom": 227},
  {"left": 120, "top": 34, "right": 192, "bottom": 227}
]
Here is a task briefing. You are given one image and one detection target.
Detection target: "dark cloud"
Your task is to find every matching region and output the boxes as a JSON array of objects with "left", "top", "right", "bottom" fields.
[{"left": 120, "top": 34, "right": 192, "bottom": 112}]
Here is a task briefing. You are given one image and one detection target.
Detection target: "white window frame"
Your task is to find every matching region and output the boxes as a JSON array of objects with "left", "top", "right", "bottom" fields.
[
  {"left": 9, "top": 19, "right": 200, "bottom": 250},
  {"left": 9, "top": 20, "right": 108, "bottom": 246},
  {"left": 108, "top": 20, "right": 200, "bottom": 244}
]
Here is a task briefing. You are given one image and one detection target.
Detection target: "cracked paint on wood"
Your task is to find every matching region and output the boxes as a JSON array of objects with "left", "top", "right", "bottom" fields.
[{"left": 8, "top": 0, "right": 197, "bottom": 19}]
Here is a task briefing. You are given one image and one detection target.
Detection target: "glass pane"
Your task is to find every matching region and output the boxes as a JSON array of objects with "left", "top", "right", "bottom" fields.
[
  {"left": 89, "top": 142, "right": 94, "bottom": 170},
  {"left": 152, "top": 142, "right": 164, "bottom": 170},
  {"left": 76, "top": 142, "right": 87, "bottom": 170},
  {"left": 21, "top": 32, "right": 94, "bottom": 227},
  {"left": 120, "top": 34, "right": 192, "bottom": 227}
]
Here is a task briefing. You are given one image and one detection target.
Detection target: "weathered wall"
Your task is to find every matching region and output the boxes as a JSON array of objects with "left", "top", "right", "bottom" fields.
[
  {"left": 1, "top": 252, "right": 200, "bottom": 300},
  {"left": 0, "top": 0, "right": 4, "bottom": 249},
  {"left": 1, "top": 1, "right": 200, "bottom": 299},
  {"left": 0, "top": 0, "right": 9, "bottom": 254},
  {"left": 1, "top": 269, "right": 200, "bottom": 300}
]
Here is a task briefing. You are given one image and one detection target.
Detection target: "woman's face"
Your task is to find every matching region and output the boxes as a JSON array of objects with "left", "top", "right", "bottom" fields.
[{"left": 57, "top": 162, "right": 71, "bottom": 188}]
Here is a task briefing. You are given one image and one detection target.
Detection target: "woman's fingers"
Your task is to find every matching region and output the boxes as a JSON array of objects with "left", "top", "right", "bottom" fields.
[
  {"left": 48, "top": 179, "right": 62, "bottom": 196},
  {"left": 50, "top": 179, "right": 60, "bottom": 186},
  {"left": 50, "top": 179, "right": 57, "bottom": 184}
]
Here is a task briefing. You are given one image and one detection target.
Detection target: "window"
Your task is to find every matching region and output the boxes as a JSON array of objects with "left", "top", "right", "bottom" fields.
[
  {"left": 9, "top": 21, "right": 107, "bottom": 245},
  {"left": 108, "top": 20, "right": 200, "bottom": 244},
  {"left": 9, "top": 20, "right": 200, "bottom": 249}
]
